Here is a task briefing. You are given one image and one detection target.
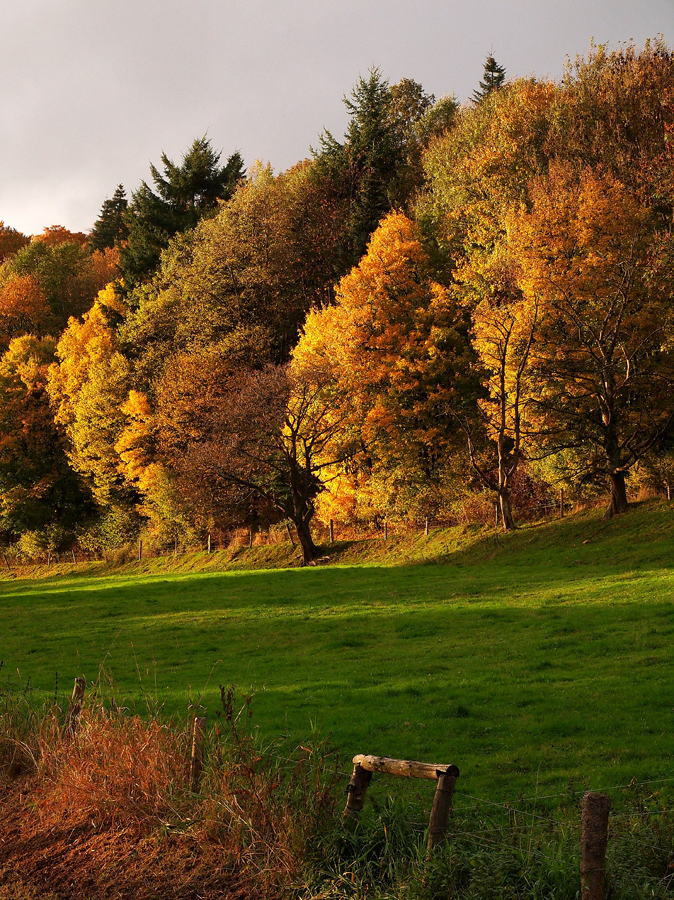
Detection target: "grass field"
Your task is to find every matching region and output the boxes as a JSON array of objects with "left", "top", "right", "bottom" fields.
[{"left": 2, "top": 499, "right": 674, "bottom": 807}]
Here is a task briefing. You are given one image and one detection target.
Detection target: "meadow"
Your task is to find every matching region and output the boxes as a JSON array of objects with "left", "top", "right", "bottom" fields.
[{"left": 2, "top": 499, "right": 674, "bottom": 807}]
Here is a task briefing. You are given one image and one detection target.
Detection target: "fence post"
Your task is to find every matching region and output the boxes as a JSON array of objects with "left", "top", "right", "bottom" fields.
[
  {"left": 207, "top": 533, "right": 211, "bottom": 554},
  {"left": 329, "top": 519, "right": 334, "bottom": 543},
  {"left": 581, "top": 791, "right": 611, "bottom": 899},
  {"left": 343, "top": 762, "right": 372, "bottom": 816},
  {"left": 66, "top": 677, "right": 86, "bottom": 735},
  {"left": 384, "top": 521, "right": 388, "bottom": 541},
  {"left": 425, "top": 517, "right": 429, "bottom": 538},
  {"left": 248, "top": 527, "right": 253, "bottom": 549},
  {"left": 428, "top": 766, "right": 458, "bottom": 852},
  {"left": 190, "top": 716, "right": 207, "bottom": 792},
  {"left": 47, "top": 550, "right": 51, "bottom": 566},
  {"left": 138, "top": 540, "right": 142, "bottom": 561},
  {"left": 71, "top": 549, "right": 76, "bottom": 564}
]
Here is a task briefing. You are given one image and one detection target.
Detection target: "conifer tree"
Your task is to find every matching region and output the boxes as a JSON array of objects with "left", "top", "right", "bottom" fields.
[
  {"left": 472, "top": 54, "right": 506, "bottom": 103},
  {"left": 90, "top": 185, "right": 128, "bottom": 252}
]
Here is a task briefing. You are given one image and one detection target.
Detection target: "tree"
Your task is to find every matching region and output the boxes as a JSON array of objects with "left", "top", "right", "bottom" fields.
[
  {"left": 0, "top": 234, "right": 119, "bottom": 352},
  {"left": 179, "top": 362, "right": 355, "bottom": 564},
  {"left": 293, "top": 212, "right": 475, "bottom": 522},
  {"left": 48, "top": 293, "right": 132, "bottom": 509},
  {"left": 513, "top": 164, "right": 674, "bottom": 516},
  {"left": 0, "top": 335, "right": 91, "bottom": 539},
  {"left": 0, "top": 222, "right": 29, "bottom": 262},
  {"left": 90, "top": 185, "right": 128, "bottom": 252},
  {"left": 313, "top": 69, "right": 405, "bottom": 266},
  {"left": 120, "top": 137, "right": 244, "bottom": 286},
  {"left": 472, "top": 54, "right": 506, "bottom": 103}
]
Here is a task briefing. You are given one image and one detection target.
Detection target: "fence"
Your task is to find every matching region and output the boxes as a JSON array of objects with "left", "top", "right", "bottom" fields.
[{"left": 4, "top": 674, "right": 670, "bottom": 897}]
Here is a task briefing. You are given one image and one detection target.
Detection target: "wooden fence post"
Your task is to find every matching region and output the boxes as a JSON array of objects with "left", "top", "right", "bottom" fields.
[
  {"left": 71, "top": 549, "right": 76, "bottom": 564},
  {"left": 66, "top": 677, "right": 86, "bottom": 736},
  {"left": 384, "top": 521, "right": 388, "bottom": 541},
  {"left": 329, "top": 519, "right": 334, "bottom": 543},
  {"left": 581, "top": 791, "right": 611, "bottom": 899},
  {"left": 138, "top": 540, "right": 142, "bottom": 561},
  {"left": 47, "top": 550, "right": 51, "bottom": 566},
  {"left": 207, "top": 533, "right": 211, "bottom": 554},
  {"left": 425, "top": 517, "right": 429, "bottom": 538},
  {"left": 190, "top": 716, "right": 207, "bottom": 792},
  {"left": 248, "top": 527, "right": 253, "bottom": 549},
  {"left": 343, "top": 762, "right": 372, "bottom": 816},
  {"left": 428, "top": 766, "right": 458, "bottom": 852}
]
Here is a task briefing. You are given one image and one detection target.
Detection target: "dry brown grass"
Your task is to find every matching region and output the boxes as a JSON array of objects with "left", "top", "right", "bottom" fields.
[{"left": 0, "top": 689, "right": 340, "bottom": 899}]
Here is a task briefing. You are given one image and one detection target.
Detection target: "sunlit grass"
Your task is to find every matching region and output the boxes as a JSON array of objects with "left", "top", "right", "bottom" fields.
[{"left": 1, "top": 499, "right": 674, "bottom": 803}]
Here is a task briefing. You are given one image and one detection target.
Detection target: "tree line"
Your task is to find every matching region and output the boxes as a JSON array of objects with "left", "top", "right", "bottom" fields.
[{"left": 2, "top": 41, "right": 674, "bottom": 564}]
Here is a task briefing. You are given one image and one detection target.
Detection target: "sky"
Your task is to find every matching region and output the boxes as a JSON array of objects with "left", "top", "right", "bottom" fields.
[{"left": 0, "top": 0, "right": 672, "bottom": 236}]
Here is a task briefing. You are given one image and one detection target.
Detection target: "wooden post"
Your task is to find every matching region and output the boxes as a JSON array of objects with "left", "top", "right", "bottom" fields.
[
  {"left": 329, "top": 519, "right": 334, "bottom": 543},
  {"left": 66, "top": 677, "right": 86, "bottom": 735},
  {"left": 190, "top": 716, "right": 207, "bottom": 792},
  {"left": 581, "top": 791, "right": 611, "bottom": 900},
  {"left": 207, "top": 533, "right": 211, "bottom": 554},
  {"left": 343, "top": 762, "right": 372, "bottom": 816},
  {"left": 428, "top": 766, "right": 458, "bottom": 851},
  {"left": 71, "top": 549, "right": 76, "bottom": 564},
  {"left": 248, "top": 527, "right": 253, "bottom": 549},
  {"left": 286, "top": 523, "right": 295, "bottom": 546},
  {"left": 47, "top": 550, "right": 51, "bottom": 566},
  {"left": 560, "top": 489, "right": 565, "bottom": 518},
  {"left": 138, "top": 540, "right": 142, "bottom": 561},
  {"left": 384, "top": 521, "right": 388, "bottom": 541},
  {"left": 425, "top": 517, "right": 429, "bottom": 538}
]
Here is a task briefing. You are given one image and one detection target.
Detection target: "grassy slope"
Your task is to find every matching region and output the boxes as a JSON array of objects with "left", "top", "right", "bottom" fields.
[{"left": 1, "top": 499, "right": 673, "bottom": 805}]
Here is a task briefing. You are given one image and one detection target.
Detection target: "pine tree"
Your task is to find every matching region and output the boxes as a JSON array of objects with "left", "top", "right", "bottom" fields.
[
  {"left": 119, "top": 138, "right": 244, "bottom": 287},
  {"left": 89, "top": 185, "right": 128, "bottom": 252},
  {"left": 472, "top": 55, "right": 506, "bottom": 103}
]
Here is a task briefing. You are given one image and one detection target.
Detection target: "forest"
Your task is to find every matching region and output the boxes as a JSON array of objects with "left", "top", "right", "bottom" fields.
[{"left": 2, "top": 40, "right": 674, "bottom": 566}]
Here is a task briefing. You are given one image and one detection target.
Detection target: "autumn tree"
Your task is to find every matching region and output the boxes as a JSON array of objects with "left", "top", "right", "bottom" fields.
[
  {"left": 0, "top": 335, "right": 91, "bottom": 541},
  {"left": 0, "top": 222, "right": 29, "bottom": 262},
  {"left": 294, "top": 212, "right": 475, "bottom": 522},
  {"left": 178, "top": 362, "right": 356, "bottom": 564},
  {"left": 0, "top": 234, "right": 118, "bottom": 351},
  {"left": 514, "top": 164, "right": 674, "bottom": 516},
  {"left": 48, "top": 290, "right": 133, "bottom": 512}
]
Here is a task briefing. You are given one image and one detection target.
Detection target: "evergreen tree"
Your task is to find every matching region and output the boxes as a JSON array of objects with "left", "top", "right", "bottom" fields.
[
  {"left": 472, "top": 54, "right": 506, "bottom": 103},
  {"left": 119, "top": 137, "right": 244, "bottom": 287},
  {"left": 314, "top": 69, "right": 404, "bottom": 267},
  {"left": 89, "top": 185, "right": 128, "bottom": 252}
]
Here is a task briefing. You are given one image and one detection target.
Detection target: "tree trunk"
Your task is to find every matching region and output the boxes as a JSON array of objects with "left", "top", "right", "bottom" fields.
[
  {"left": 294, "top": 516, "right": 317, "bottom": 565},
  {"left": 607, "top": 470, "right": 629, "bottom": 517},
  {"left": 499, "top": 490, "right": 516, "bottom": 531}
]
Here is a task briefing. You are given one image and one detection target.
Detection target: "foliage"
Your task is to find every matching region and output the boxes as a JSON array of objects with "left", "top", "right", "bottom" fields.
[
  {"left": 0, "top": 335, "right": 91, "bottom": 537},
  {"left": 119, "top": 136, "right": 244, "bottom": 286}
]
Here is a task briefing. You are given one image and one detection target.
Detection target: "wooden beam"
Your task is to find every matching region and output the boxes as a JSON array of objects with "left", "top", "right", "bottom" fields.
[{"left": 352, "top": 754, "right": 459, "bottom": 781}]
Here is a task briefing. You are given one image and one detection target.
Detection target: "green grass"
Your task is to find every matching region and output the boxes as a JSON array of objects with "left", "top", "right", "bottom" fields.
[{"left": 2, "top": 499, "right": 674, "bottom": 806}]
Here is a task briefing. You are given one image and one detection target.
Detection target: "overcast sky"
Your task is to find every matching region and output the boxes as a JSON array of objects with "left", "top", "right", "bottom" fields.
[{"left": 1, "top": 0, "right": 672, "bottom": 236}]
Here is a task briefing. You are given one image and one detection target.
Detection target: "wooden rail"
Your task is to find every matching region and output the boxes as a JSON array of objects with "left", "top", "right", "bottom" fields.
[{"left": 344, "top": 753, "right": 460, "bottom": 851}]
